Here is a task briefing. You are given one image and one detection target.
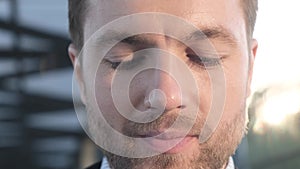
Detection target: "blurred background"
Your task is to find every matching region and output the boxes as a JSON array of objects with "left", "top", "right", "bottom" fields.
[{"left": 0, "top": 0, "right": 299, "bottom": 169}]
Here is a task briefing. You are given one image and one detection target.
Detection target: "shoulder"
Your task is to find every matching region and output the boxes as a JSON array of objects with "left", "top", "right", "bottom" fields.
[{"left": 85, "top": 161, "right": 102, "bottom": 169}]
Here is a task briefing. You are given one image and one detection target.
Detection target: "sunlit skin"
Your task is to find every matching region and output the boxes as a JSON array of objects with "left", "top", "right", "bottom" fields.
[{"left": 69, "top": 0, "right": 257, "bottom": 168}]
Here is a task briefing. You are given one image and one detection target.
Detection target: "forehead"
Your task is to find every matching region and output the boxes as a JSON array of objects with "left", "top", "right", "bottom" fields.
[{"left": 84, "top": 0, "right": 246, "bottom": 46}]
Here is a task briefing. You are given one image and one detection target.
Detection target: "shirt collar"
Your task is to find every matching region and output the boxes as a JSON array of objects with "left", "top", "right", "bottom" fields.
[
  {"left": 100, "top": 157, "right": 110, "bottom": 169},
  {"left": 100, "top": 156, "right": 235, "bottom": 169}
]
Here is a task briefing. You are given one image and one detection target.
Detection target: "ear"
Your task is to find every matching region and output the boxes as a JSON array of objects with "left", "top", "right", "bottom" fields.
[
  {"left": 68, "top": 44, "right": 87, "bottom": 105},
  {"left": 68, "top": 43, "right": 78, "bottom": 66},
  {"left": 246, "top": 39, "right": 258, "bottom": 97}
]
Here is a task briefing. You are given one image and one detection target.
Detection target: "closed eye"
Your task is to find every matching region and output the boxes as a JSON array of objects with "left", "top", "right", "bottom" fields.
[
  {"left": 187, "top": 54, "right": 221, "bottom": 68},
  {"left": 103, "top": 59, "right": 121, "bottom": 69},
  {"left": 103, "top": 54, "right": 144, "bottom": 70}
]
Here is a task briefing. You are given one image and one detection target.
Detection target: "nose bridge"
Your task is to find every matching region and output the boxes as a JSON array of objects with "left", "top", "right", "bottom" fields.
[{"left": 150, "top": 62, "right": 182, "bottom": 110}]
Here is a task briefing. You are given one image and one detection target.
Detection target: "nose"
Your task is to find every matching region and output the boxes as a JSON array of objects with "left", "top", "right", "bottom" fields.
[{"left": 144, "top": 69, "right": 184, "bottom": 111}]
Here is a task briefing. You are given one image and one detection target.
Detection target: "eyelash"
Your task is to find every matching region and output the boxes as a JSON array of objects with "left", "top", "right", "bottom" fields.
[
  {"left": 103, "top": 55, "right": 140, "bottom": 69},
  {"left": 103, "top": 59, "right": 121, "bottom": 69},
  {"left": 103, "top": 54, "right": 222, "bottom": 70},
  {"left": 186, "top": 54, "right": 222, "bottom": 69}
]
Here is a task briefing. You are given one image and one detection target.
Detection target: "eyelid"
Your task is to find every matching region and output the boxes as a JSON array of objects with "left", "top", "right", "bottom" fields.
[
  {"left": 105, "top": 53, "right": 133, "bottom": 62},
  {"left": 186, "top": 53, "right": 224, "bottom": 70},
  {"left": 103, "top": 51, "right": 133, "bottom": 69},
  {"left": 103, "top": 59, "right": 121, "bottom": 69},
  {"left": 187, "top": 54, "right": 221, "bottom": 62},
  {"left": 103, "top": 53, "right": 145, "bottom": 70},
  {"left": 105, "top": 43, "right": 134, "bottom": 59},
  {"left": 186, "top": 47, "right": 220, "bottom": 57}
]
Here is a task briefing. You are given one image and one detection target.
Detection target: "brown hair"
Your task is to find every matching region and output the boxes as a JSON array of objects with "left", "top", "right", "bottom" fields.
[
  {"left": 68, "top": 0, "right": 258, "bottom": 50},
  {"left": 242, "top": 0, "right": 258, "bottom": 42},
  {"left": 68, "top": 0, "right": 86, "bottom": 49}
]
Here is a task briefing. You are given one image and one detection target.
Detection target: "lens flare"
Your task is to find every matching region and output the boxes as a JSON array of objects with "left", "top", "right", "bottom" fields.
[{"left": 259, "top": 88, "right": 300, "bottom": 126}]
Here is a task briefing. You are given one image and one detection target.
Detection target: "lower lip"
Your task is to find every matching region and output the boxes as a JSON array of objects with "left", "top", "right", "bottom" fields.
[{"left": 143, "top": 136, "right": 197, "bottom": 154}]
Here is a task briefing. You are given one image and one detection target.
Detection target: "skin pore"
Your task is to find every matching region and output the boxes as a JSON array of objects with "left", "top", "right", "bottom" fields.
[{"left": 68, "top": 0, "right": 258, "bottom": 168}]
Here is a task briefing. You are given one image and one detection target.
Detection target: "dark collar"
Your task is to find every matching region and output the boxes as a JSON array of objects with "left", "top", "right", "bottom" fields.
[{"left": 85, "top": 161, "right": 101, "bottom": 169}]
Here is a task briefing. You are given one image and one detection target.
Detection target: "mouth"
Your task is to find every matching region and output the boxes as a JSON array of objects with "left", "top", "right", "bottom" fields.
[{"left": 137, "top": 131, "right": 198, "bottom": 154}]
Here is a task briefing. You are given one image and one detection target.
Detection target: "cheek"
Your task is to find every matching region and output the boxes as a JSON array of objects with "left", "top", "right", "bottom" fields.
[
  {"left": 192, "top": 55, "right": 249, "bottom": 121},
  {"left": 222, "top": 55, "right": 249, "bottom": 120},
  {"left": 193, "top": 70, "right": 213, "bottom": 116},
  {"left": 93, "top": 69, "right": 127, "bottom": 131},
  {"left": 129, "top": 75, "right": 148, "bottom": 111}
]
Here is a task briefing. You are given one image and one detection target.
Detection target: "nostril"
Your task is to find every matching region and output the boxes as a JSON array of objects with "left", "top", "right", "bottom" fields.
[
  {"left": 177, "top": 105, "right": 186, "bottom": 109},
  {"left": 144, "top": 89, "right": 167, "bottom": 110},
  {"left": 144, "top": 99, "right": 151, "bottom": 108}
]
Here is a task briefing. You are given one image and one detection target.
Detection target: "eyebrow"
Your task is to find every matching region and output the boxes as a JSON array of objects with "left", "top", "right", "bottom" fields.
[
  {"left": 95, "top": 26, "right": 238, "bottom": 47},
  {"left": 185, "top": 26, "right": 238, "bottom": 45},
  {"left": 121, "top": 35, "right": 155, "bottom": 47},
  {"left": 95, "top": 31, "right": 157, "bottom": 47}
]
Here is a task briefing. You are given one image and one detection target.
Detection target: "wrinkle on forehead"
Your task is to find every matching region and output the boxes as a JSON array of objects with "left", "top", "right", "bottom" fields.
[{"left": 84, "top": 0, "right": 246, "bottom": 51}]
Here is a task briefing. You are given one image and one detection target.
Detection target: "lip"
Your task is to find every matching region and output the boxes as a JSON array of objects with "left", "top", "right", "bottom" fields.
[
  {"left": 141, "top": 131, "right": 190, "bottom": 139},
  {"left": 138, "top": 131, "right": 198, "bottom": 153}
]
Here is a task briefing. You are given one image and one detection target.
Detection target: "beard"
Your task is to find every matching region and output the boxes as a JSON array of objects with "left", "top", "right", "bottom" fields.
[{"left": 85, "top": 100, "right": 247, "bottom": 169}]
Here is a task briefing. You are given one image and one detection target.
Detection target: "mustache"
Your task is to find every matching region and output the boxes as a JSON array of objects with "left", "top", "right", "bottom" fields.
[{"left": 123, "top": 111, "right": 204, "bottom": 137}]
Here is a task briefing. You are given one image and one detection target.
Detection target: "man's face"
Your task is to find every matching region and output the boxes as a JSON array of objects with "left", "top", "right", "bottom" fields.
[{"left": 70, "top": 0, "right": 257, "bottom": 168}]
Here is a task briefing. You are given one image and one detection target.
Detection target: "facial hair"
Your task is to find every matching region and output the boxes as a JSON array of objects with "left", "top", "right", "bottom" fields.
[
  {"left": 105, "top": 114, "right": 246, "bottom": 169},
  {"left": 85, "top": 100, "right": 247, "bottom": 169}
]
